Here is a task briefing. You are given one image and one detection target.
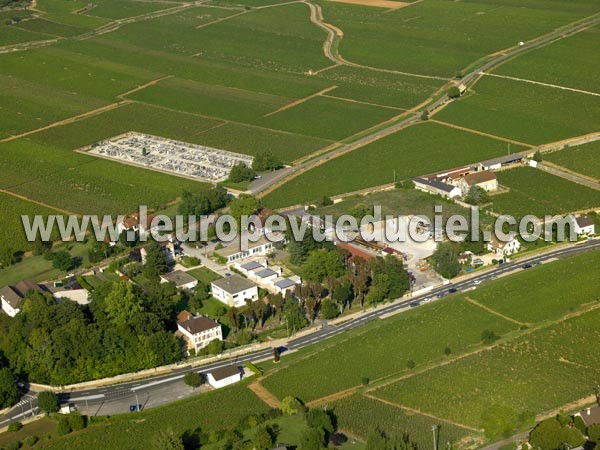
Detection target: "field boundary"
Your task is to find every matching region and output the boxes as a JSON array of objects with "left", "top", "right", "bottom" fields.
[
  {"left": 263, "top": 85, "right": 338, "bottom": 117},
  {"left": 430, "top": 120, "right": 534, "bottom": 148},
  {"left": 363, "top": 394, "right": 482, "bottom": 432},
  {"left": 0, "top": 188, "right": 79, "bottom": 217},
  {"left": 482, "top": 73, "right": 600, "bottom": 97},
  {"left": 248, "top": 380, "right": 281, "bottom": 409},
  {"left": 464, "top": 297, "right": 527, "bottom": 327}
]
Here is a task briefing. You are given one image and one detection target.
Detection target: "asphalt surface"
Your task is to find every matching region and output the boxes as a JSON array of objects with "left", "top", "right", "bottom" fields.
[{"left": 3, "top": 239, "right": 598, "bottom": 425}]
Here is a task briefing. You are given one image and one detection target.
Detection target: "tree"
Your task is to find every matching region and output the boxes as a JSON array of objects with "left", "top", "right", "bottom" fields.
[
  {"left": 529, "top": 419, "right": 562, "bottom": 450},
  {"left": 444, "top": 346, "right": 452, "bottom": 356},
  {"left": 464, "top": 185, "right": 490, "bottom": 205},
  {"left": 228, "top": 162, "right": 256, "bottom": 183},
  {"left": 302, "top": 249, "right": 345, "bottom": 283},
  {"left": 0, "top": 244, "right": 18, "bottom": 268},
  {"left": 253, "top": 426, "right": 275, "bottom": 450},
  {"left": 252, "top": 151, "right": 281, "bottom": 172},
  {"left": 143, "top": 241, "right": 169, "bottom": 282},
  {"left": 226, "top": 306, "right": 240, "bottom": 331},
  {"left": 37, "top": 391, "right": 59, "bottom": 414},
  {"left": 229, "top": 194, "right": 260, "bottom": 223},
  {"left": 31, "top": 235, "right": 51, "bottom": 256},
  {"left": 183, "top": 372, "right": 201, "bottom": 389},
  {"left": 104, "top": 281, "right": 144, "bottom": 327},
  {"left": 7, "top": 422, "right": 22, "bottom": 432},
  {"left": 0, "top": 368, "right": 19, "bottom": 408},
  {"left": 588, "top": 423, "right": 600, "bottom": 443},
  {"left": 282, "top": 301, "right": 307, "bottom": 336},
  {"left": 558, "top": 426, "right": 585, "bottom": 448},
  {"left": 281, "top": 396, "right": 304, "bottom": 415},
  {"left": 481, "top": 329, "right": 500, "bottom": 345},
  {"left": 448, "top": 86, "right": 461, "bottom": 98},
  {"left": 206, "top": 339, "right": 222, "bottom": 355},
  {"left": 532, "top": 151, "right": 543, "bottom": 162},
  {"left": 307, "top": 409, "right": 334, "bottom": 435},
  {"left": 51, "top": 250, "right": 75, "bottom": 272},
  {"left": 178, "top": 186, "right": 228, "bottom": 217},
  {"left": 319, "top": 299, "right": 338, "bottom": 320},
  {"left": 431, "top": 242, "right": 461, "bottom": 278},
  {"left": 369, "top": 255, "right": 410, "bottom": 300},
  {"left": 299, "top": 427, "right": 325, "bottom": 450}
]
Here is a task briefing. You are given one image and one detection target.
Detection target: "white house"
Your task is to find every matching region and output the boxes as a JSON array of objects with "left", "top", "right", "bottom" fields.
[
  {"left": 486, "top": 235, "right": 521, "bottom": 256},
  {"left": 272, "top": 277, "right": 301, "bottom": 295},
  {"left": 207, "top": 365, "right": 242, "bottom": 389},
  {"left": 0, "top": 280, "right": 44, "bottom": 317},
  {"left": 412, "top": 177, "right": 462, "bottom": 199},
  {"left": 161, "top": 270, "right": 198, "bottom": 290},
  {"left": 217, "top": 234, "right": 285, "bottom": 263},
  {"left": 573, "top": 216, "right": 595, "bottom": 236},
  {"left": 177, "top": 311, "right": 222, "bottom": 353},
  {"left": 211, "top": 275, "right": 259, "bottom": 308}
]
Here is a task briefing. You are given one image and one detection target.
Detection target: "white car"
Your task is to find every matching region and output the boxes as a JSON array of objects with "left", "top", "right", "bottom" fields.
[
  {"left": 422, "top": 297, "right": 432, "bottom": 303},
  {"left": 473, "top": 280, "right": 483, "bottom": 285}
]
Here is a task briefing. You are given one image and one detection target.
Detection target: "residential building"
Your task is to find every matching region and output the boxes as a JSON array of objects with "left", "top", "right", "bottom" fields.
[
  {"left": 486, "top": 235, "right": 521, "bottom": 256},
  {"left": 0, "top": 280, "right": 44, "bottom": 317},
  {"left": 160, "top": 270, "right": 198, "bottom": 290},
  {"left": 578, "top": 405, "right": 600, "bottom": 427},
  {"left": 458, "top": 170, "right": 498, "bottom": 195},
  {"left": 217, "top": 234, "right": 285, "bottom": 263},
  {"left": 177, "top": 311, "right": 222, "bottom": 353},
  {"left": 573, "top": 216, "right": 595, "bottom": 236},
  {"left": 412, "top": 177, "right": 462, "bottom": 199},
  {"left": 211, "top": 275, "right": 259, "bottom": 308},
  {"left": 207, "top": 365, "right": 242, "bottom": 389}
]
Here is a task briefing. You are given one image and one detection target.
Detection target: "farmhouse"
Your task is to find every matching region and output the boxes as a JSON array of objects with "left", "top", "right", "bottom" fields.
[
  {"left": 486, "top": 235, "right": 521, "bottom": 256},
  {"left": 573, "top": 216, "right": 595, "bottom": 236},
  {"left": 177, "top": 311, "right": 222, "bottom": 353},
  {"left": 577, "top": 406, "right": 600, "bottom": 427},
  {"left": 477, "top": 153, "right": 523, "bottom": 171},
  {"left": 0, "top": 280, "right": 44, "bottom": 317},
  {"left": 458, "top": 170, "right": 498, "bottom": 195},
  {"left": 211, "top": 275, "right": 259, "bottom": 308},
  {"left": 207, "top": 365, "right": 242, "bottom": 389},
  {"left": 160, "top": 270, "right": 198, "bottom": 290},
  {"left": 412, "top": 177, "right": 462, "bottom": 199}
]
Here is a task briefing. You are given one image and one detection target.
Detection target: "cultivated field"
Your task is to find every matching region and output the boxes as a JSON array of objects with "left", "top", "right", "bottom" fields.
[
  {"left": 494, "top": 24, "right": 600, "bottom": 93},
  {"left": 543, "top": 141, "right": 600, "bottom": 181},
  {"left": 489, "top": 167, "right": 600, "bottom": 218},
  {"left": 435, "top": 76, "right": 600, "bottom": 145},
  {"left": 263, "top": 122, "right": 521, "bottom": 208}
]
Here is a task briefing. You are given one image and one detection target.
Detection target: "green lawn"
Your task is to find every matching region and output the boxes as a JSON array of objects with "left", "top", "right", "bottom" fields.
[
  {"left": 543, "top": 140, "right": 600, "bottom": 181},
  {"left": 263, "top": 122, "right": 520, "bottom": 208},
  {"left": 188, "top": 267, "right": 221, "bottom": 284},
  {"left": 436, "top": 76, "right": 600, "bottom": 145},
  {"left": 489, "top": 167, "right": 600, "bottom": 218}
]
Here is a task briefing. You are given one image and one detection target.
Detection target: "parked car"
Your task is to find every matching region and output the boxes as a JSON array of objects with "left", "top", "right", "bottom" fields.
[
  {"left": 129, "top": 404, "right": 142, "bottom": 412},
  {"left": 409, "top": 301, "right": 420, "bottom": 308},
  {"left": 422, "top": 297, "right": 432, "bottom": 303},
  {"left": 448, "top": 287, "right": 458, "bottom": 294},
  {"left": 522, "top": 263, "right": 533, "bottom": 269},
  {"left": 473, "top": 280, "right": 482, "bottom": 285}
]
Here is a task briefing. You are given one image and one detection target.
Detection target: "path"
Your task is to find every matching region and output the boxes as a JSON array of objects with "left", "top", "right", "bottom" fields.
[
  {"left": 117, "top": 75, "right": 172, "bottom": 98},
  {"left": 464, "top": 297, "right": 527, "bottom": 327},
  {"left": 263, "top": 85, "right": 338, "bottom": 117},
  {"left": 363, "top": 394, "right": 482, "bottom": 432},
  {"left": 0, "top": 188, "right": 79, "bottom": 216},
  {"left": 0, "top": 101, "right": 130, "bottom": 143},
  {"left": 481, "top": 72, "right": 600, "bottom": 97},
  {"left": 248, "top": 380, "right": 281, "bottom": 409},
  {"left": 431, "top": 120, "right": 534, "bottom": 148},
  {"left": 535, "top": 162, "right": 600, "bottom": 191}
]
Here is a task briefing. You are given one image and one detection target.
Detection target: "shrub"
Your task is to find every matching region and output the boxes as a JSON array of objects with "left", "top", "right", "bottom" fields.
[
  {"left": 183, "top": 372, "right": 202, "bottom": 389},
  {"left": 361, "top": 377, "right": 370, "bottom": 386},
  {"left": 280, "top": 396, "right": 304, "bottom": 415},
  {"left": 56, "top": 417, "right": 71, "bottom": 436},
  {"left": 8, "top": 421, "right": 22, "bottom": 432},
  {"left": 448, "top": 86, "right": 461, "bottom": 98},
  {"left": 407, "top": 360, "right": 416, "bottom": 369},
  {"left": 68, "top": 412, "right": 85, "bottom": 431},
  {"left": 588, "top": 423, "right": 600, "bottom": 442},
  {"left": 5, "top": 441, "right": 21, "bottom": 450},
  {"left": 37, "top": 392, "right": 59, "bottom": 414},
  {"left": 481, "top": 329, "right": 500, "bottom": 345},
  {"left": 573, "top": 415, "right": 586, "bottom": 434},
  {"left": 444, "top": 346, "right": 452, "bottom": 356},
  {"left": 23, "top": 435, "right": 38, "bottom": 447}
]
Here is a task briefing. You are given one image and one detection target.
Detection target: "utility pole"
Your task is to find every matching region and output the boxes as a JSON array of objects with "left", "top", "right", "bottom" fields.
[
  {"left": 28, "top": 399, "right": 34, "bottom": 418},
  {"left": 431, "top": 425, "right": 439, "bottom": 450},
  {"left": 135, "top": 393, "right": 140, "bottom": 412}
]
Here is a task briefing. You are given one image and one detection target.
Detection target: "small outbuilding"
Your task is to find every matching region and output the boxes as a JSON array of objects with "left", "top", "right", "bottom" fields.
[{"left": 207, "top": 365, "right": 242, "bottom": 389}]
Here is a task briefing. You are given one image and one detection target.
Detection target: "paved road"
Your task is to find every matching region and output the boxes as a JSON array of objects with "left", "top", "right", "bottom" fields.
[{"left": 3, "top": 239, "right": 599, "bottom": 425}]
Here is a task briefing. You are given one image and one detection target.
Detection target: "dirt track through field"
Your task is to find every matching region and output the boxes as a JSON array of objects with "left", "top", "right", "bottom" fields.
[
  {"left": 0, "top": 101, "right": 130, "bottom": 143},
  {"left": 328, "top": 0, "right": 408, "bottom": 9},
  {"left": 363, "top": 394, "right": 482, "bottom": 432},
  {"left": 263, "top": 85, "right": 338, "bottom": 117},
  {"left": 464, "top": 297, "right": 528, "bottom": 327},
  {"left": 118, "top": 75, "right": 172, "bottom": 98},
  {"left": 248, "top": 380, "right": 281, "bottom": 408},
  {"left": 0, "top": 188, "right": 79, "bottom": 216},
  {"left": 430, "top": 119, "right": 534, "bottom": 148},
  {"left": 482, "top": 73, "right": 600, "bottom": 97}
]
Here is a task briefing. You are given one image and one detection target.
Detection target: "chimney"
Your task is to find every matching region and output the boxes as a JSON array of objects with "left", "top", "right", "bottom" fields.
[{"left": 587, "top": 408, "right": 591, "bottom": 416}]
